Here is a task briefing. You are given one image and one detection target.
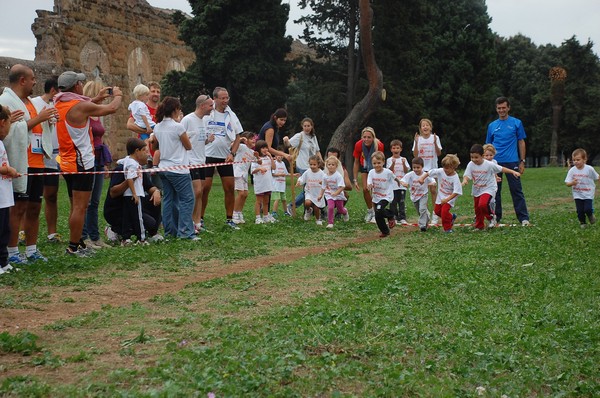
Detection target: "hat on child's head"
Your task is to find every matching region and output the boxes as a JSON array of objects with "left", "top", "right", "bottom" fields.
[{"left": 58, "top": 71, "right": 86, "bottom": 90}]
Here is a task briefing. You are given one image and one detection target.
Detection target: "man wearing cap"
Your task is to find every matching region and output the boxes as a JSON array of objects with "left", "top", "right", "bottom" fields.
[{"left": 55, "top": 71, "right": 122, "bottom": 256}]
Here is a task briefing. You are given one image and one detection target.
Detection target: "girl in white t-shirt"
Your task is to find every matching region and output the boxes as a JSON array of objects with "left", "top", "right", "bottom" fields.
[
  {"left": 0, "top": 105, "right": 19, "bottom": 274},
  {"left": 232, "top": 132, "right": 256, "bottom": 224},
  {"left": 368, "top": 151, "right": 402, "bottom": 237},
  {"left": 271, "top": 155, "right": 290, "bottom": 217},
  {"left": 462, "top": 144, "right": 520, "bottom": 230},
  {"left": 565, "top": 148, "right": 599, "bottom": 227},
  {"left": 318, "top": 156, "right": 348, "bottom": 228},
  {"left": 412, "top": 118, "right": 442, "bottom": 223},
  {"left": 251, "top": 140, "right": 275, "bottom": 224},
  {"left": 296, "top": 155, "right": 325, "bottom": 225},
  {"left": 400, "top": 157, "right": 436, "bottom": 231}
]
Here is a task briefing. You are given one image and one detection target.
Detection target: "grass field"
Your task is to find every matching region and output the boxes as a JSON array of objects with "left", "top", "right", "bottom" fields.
[{"left": 0, "top": 167, "right": 599, "bottom": 397}]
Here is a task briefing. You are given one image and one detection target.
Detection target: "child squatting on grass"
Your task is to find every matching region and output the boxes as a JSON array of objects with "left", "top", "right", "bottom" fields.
[
  {"left": 118, "top": 138, "right": 150, "bottom": 245},
  {"left": 251, "top": 140, "right": 276, "bottom": 224},
  {"left": 296, "top": 154, "right": 325, "bottom": 225},
  {"left": 400, "top": 157, "right": 436, "bottom": 232},
  {"left": 0, "top": 105, "right": 20, "bottom": 275},
  {"left": 462, "top": 144, "right": 521, "bottom": 230},
  {"left": 417, "top": 154, "right": 462, "bottom": 233},
  {"left": 564, "top": 148, "right": 599, "bottom": 228},
  {"left": 318, "top": 156, "right": 349, "bottom": 229},
  {"left": 367, "top": 151, "right": 402, "bottom": 237}
]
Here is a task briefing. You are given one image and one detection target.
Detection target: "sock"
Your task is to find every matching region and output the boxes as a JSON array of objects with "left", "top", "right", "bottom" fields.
[
  {"left": 25, "top": 245, "right": 37, "bottom": 257},
  {"left": 7, "top": 247, "right": 19, "bottom": 257},
  {"left": 68, "top": 241, "right": 79, "bottom": 252}
]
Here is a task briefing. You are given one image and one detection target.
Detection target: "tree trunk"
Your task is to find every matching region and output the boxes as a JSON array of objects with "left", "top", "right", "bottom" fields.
[
  {"left": 346, "top": 0, "right": 357, "bottom": 115},
  {"left": 328, "top": 0, "right": 384, "bottom": 179},
  {"left": 549, "top": 104, "right": 561, "bottom": 166}
]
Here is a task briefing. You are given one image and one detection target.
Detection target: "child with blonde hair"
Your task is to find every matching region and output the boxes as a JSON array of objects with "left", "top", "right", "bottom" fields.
[
  {"left": 413, "top": 118, "right": 442, "bottom": 223},
  {"left": 400, "top": 157, "right": 436, "bottom": 232},
  {"left": 387, "top": 139, "right": 410, "bottom": 224},
  {"left": 368, "top": 151, "right": 402, "bottom": 237},
  {"left": 271, "top": 153, "right": 290, "bottom": 218},
  {"left": 318, "top": 156, "right": 349, "bottom": 228},
  {"left": 128, "top": 84, "right": 155, "bottom": 139},
  {"left": 251, "top": 140, "right": 275, "bottom": 224},
  {"left": 417, "top": 154, "right": 462, "bottom": 233},
  {"left": 565, "top": 148, "right": 599, "bottom": 228},
  {"left": 296, "top": 155, "right": 325, "bottom": 225}
]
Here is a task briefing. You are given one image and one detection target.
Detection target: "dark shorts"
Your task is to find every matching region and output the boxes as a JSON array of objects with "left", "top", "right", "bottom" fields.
[
  {"left": 190, "top": 167, "right": 205, "bottom": 181},
  {"left": 204, "top": 157, "right": 234, "bottom": 178},
  {"left": 63, "top": 168, "right": 95, "bottom": 197},
  {"left": 359, "top": 167, "right": 368, "bottom": 174},
  {"left": 43, "top": 168, "right": 60, "bottom": 187},
  {"left": 26, "top": 168, "right": 45, "bottom": 203}
]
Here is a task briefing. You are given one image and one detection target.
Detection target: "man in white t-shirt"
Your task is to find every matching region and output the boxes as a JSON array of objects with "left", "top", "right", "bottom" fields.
[
  {"left": 181, "top": 94, "right": 215, "bottom": 232},
  {"left": 202, "top": 87, "right": 243, "bottom": 230}
]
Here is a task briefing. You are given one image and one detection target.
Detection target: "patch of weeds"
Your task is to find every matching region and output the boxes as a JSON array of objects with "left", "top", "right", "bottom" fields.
[
  {"left": 0, "top": 331, "right": 41, "bottom": 355},
  {"left": 62, "top": 297, "right": 75, "bottom": 303},
  {"left": 32, "top": 350, "right": 65, "bottom": 368},
  {"left": 65, "top": 350, "right": 92, "bottom": 363},
  {"left": 121, "top": 328, "right": 155, "bottom": 347},
  {"left": 0, "top": 376, "right": 51, "bottom": 396}
]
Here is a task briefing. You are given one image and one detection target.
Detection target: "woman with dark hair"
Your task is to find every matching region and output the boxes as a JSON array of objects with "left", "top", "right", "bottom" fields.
[
  {"left": 352, "top": 126, "right": 384, "bottom": 223},
  {"left": 258, "top": 108, "right": 291, "bottom": 161},
  {"left": 153, "top": 97, "right": 196, "bottom": 239}
]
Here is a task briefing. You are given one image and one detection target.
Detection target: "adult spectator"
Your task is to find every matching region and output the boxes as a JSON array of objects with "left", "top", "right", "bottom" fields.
[
  {"left": 103, "top": 163, "right": 163, "bottom": 243},
  {"left": 283, "top": 117, "right": 322, "bottom": 213},
  {"left": 55, "top": 71, "right": 122, "bottom": 256},
  {"left": 31, "top": 77, "right": 62, "bottom": 243},
  {"left": 181, "top": 94, "right": 215, "bottom": 233},
  {"left": 80, "top": 81, "right": 112, "bottom": 249},
  {"left": 485, "top": 96, "right": 530, "bottom": 226},
  {"left": 153, "top": 96, "right": 196, "bottom": 239},
  {"left": 352, "top": 127, "right": 384, "bottom": 223},
  {"left": 258, "top": 108, "right": 291, "bottom": 160},
  {"left": 202, "top": 87, "right": 243, "bottom": 230},
  {"left": 0, "top": 64, "right": 57, "bottom": 264},
  {"left": 127, "top": 81, "right": 161, "bottom": 140}
]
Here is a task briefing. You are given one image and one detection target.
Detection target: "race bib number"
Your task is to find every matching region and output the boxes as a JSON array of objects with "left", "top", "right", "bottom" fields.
[{"left": 30, "top": 133, "right": 43, "bottom": 154}]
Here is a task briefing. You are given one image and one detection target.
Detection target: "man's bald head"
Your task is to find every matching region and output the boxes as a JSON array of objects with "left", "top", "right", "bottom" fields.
[{"left": 8, "top": 64, "right": 33, "bottom": 85}]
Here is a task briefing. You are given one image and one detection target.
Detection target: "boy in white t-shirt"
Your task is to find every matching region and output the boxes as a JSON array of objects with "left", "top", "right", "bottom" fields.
[
  {"left": 117, "top": 138, "right": 149, "bottom": 244},
  {"left": 565, "top": 148, "right": 599, "bottom": 228},
  {"left": 462, "top": 144, "right": 521, "bottom": 230},
  {"left": 271, "top": 154, "right": 290, "bottom": 218},
  {"left": 0, "top": 105, "right": 20, "bottom": 274},
  {"left": 417, "top": 154, "right": 462, "bottom": 233},
  {"left": 368, "top": 151, "right": 401, "bottom": 237},
  {"left": 400, "top": 157, "right": 436, "bottom": 231},
  {"left": 251, "top": 140, "right": 276, "bottom": 224},
  {"left": 128, "top": 84, "right": 155, "bottom": 139},
  {"left": 386, "top": 139, "right": 410, "bottom": 224}
]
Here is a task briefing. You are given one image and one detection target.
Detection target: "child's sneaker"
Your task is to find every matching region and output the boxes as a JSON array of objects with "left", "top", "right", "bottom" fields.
[
  {"left": 2, "top": 264, "right": 19, "bottom": 273},
  {"left": 26, "top": 250, "right": 48, "bottom": 262},
  {"left": 451, "top": 213, "right": 457, "bottom": 226},
  {"left": 47, "top": 233, "right": 62, "bottom": 243},
  {"left": 343, "top": 209, "right": 350, "bottom": 222},
  {"left": 255, "top": 217, "right": 264, "bottom": 224},
  {"left": 316, "top": 220, "right": 323, "bottom": 226},
  {"left": 521, "top": 220, "right": 530, "bottom": 227},
  {"left": 226, "top": 220, "right": 241, "bottom": 230},
  {"left": 264, "top": 214, "right": 277, "bottom": 223},
  {"left": 104, "top": 226, "right": 119, "bottom": 242},
  {"left": 420, "top": 226, "right": 427, "bottom": 232},
  {"left": 8, "top": 253, "right": 28, "bottom": 265},
  {"left": 237, "top": 213, "right": 246, "bottom": 224},
  {"left": 589, "top": 214, "right": 596, "bottom": 224},
  {"left": 399, "top": 219, "right": 408, "bottom": 225},
  {"left": 379, "top": 232, "right": 389, "bottom": 238},
  {"left": 232, "top": 212, "right": 241, "bottom": 224},
  {"left": 284, "top": 210, "right": 292, "bottom": 216},
  {"left": 388, "top": 219, "right": 396, "bottom": 229},
  {"left": 445, "top": 229, "right": 454, "bottom": 233},
  {"left": 65, "top": 247, "right": 90, "bottom": 257},
  {"left": 121, "top": 239, "right": 133, "bottom": 247},
  {"left": 488, "top": 215, "right": 497, "bottom": 229},
  {"left": 431, "top": 214, "right": 440, "bottom": 225},
  {"left": 326, "top": 223, "right": 334, "bottom": 229},
  {"left": 270, "top": 211, "right": 279, "bottom": 219},
  {"left": 148, "top": 234, "right": 165, "bottom": 243},
  {"left": 364, "top": 209, "right": 374, "bottom": 223},
  {"left": 303, "top": 210, "right": 312, "bottom": 221}
]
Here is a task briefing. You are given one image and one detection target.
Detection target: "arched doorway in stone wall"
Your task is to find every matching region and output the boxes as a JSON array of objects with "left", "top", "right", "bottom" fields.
[{"left": 128, "top": 48, "right": 152, "bottom": 89}]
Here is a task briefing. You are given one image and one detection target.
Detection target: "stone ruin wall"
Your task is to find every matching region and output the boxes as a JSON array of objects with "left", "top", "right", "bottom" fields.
[{"left": 1, "top": 0, "right": 195, "bottom": 159}]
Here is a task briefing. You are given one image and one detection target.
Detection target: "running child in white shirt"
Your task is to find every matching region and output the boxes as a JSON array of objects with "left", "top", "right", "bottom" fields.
[
  {"left": 296, "top": 155, "right": 325, "bottom": 225},
  {"left": 400, "top": 157, "right": 436, "bottom": 232},
  {"left": 251, "top": 140, "right": 275, "bottom": 224},
  {"left": 117, "top": 138, "right": 149, "bottom": 244},
  {"left": 417, "top": 154, "right": 462, "bottom": 233},
  {"left": 483, "top": 143, "right": 500, "bottom": 216},
  {"left": 368, "top": 151, "right": 402, "bottom": 237},
  {"left": 462, "top": 144, "right": 521, "bottom": 230},
  {"left": 232, "top": 132, "right": 256, "bottom": 224},
  {"left": 271, "top": 154, "right": 290, "bottom": 218},
  {"left": 386, "top": 139, "right": 410, "bottom": 224},
  {"left": 565, "top": 148, "right": 599, "bottom": 228},
  {"left": 128, "top": 84, "right": 155, "bottom": 139},
  {"left": 318, "top": 156, "right": 349, "bottom": 229},
  {"left": 412, "top": 118, "right": 442, "bottom": 223}
]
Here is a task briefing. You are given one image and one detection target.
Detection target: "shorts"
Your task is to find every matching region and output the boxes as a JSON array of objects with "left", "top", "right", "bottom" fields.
[
  {"left": 63, "top": 168, "right": 95, "bottom": 197},
  {"left": 204, "top": 157, "right": 234, "bottom": 178},
  {"left": 272, "top": 191, "right": 286, "bottom": 201},
  {"left": 255, "top": 191, "right": 271, "bottom": 197},
  {"left": 25, "top": 168, "right": 45, "bottom": 202},
  {"left": 234, "top": 176, "right": 248, "bottom": 191},
  {"left": 190, "top": 167, "right": 205, "bottom": 181},
  {"left": 43, "top": 168, "right": 60, "bottom": 187},
  {"left": 359, "top": 166, "right": 368, "bottom": 174}
]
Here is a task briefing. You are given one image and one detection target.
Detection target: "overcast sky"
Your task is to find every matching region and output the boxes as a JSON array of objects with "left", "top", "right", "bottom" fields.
[{"left": 1, "top": 0, "right": 598, "bottom": 60}]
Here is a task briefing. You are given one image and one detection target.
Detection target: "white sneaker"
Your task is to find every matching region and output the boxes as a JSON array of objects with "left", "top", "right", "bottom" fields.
[
  {"left": 104, "top": 226, "right": 119, "bottom": 242},
  {"left": 488, "top": 215, "right": 497, "bottom": 229},
  {"left": 303, "top": 210, "right": 311, "bottom": 221},
  {"left": 521, "top": 220, "right": 530, "bottom": 227},
  {"left": 326, "top": 223, "right": 334, "bottom": 229},
  {"left": 343, "top": 209, "right": 350, "bottom": 222},
  {"left": 364, "top": 209, "right": 374, "bottom": 223},
  {"left": 148, "top": 234, "right": 164, "bottom": 243},
  {"left": 238, "top": 213, "right": 246, "bottom": 224},
  {"left": 255, "top": 217, "right": 264, "bottom": 224},
  {"left": 264, "top": 214, "right": 277, "bottom": 223},
  {"left": 431, "top": 214, "right": 440, "bottom": 225},
  {"left": 399, "top": 219, "right": 408, "bottom": 225},
  {"left": 232, "top": 212, "right": 242, "bottom": 224},
  {"left": 316, "top": 220, "right": 323, "bottom": 226}
]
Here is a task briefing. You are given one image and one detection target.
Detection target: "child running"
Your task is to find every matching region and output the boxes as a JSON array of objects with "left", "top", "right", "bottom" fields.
[
  {"left": 483, "top": 143, "right": 500, "bottom": 215},
  {"left": 318, "top": 156, "right": 349, "bottom": 228},
  {"left": 251, "top": 140, "right": 276, "bottom": 224},
  {"left": 400, "top": 157, "right": 435, "bottom": 232},
  {"left": 271, "top": 154, "right": 291, "bottom": 218},
  {"left": 417, "top": 154, "right": 462, "bottom": 233},
  {"left": 368, "top": 151, "right": 402, "bottom": 237},
  {"left": 232, "top": 132, "right": 256, "bottom": 224},
  {"left": 386, "top": 139, "right": 410, "bottom": 224},
  {"left": 296, "top": 155, "right": 325, "bottom": 225},
  {"left": 117, "top": 138, "right": 149, "bottom": 244},
  {"left": 462, "top": 144, "right": 521, "bottom": 230},
  {"left": 412, "top": 118, "right": 442, "bottom": 223},
  {"left": 565, "top": 148, "right": 599, "bottom": 228}
]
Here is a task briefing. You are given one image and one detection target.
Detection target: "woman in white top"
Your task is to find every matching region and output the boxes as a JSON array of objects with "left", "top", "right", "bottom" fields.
[
  {"left": 153, "top": 97, "right": 195, "bottom": 239},
  {"left": 283, "top": 117, "right": 323, "bottom": 211}
]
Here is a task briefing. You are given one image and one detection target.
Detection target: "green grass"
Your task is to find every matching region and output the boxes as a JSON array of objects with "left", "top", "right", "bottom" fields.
[{"left": 0, "top": 167, "right": 599, "bottom": 396}]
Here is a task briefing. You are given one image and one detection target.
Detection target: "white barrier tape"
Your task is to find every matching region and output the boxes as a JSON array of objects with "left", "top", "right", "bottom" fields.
[{"left": 400, "top": 223, "right": 525, "bottom": 228}]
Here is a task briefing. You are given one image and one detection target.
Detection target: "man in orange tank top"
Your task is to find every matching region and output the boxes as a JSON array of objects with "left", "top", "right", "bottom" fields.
[{"left": 55, "top": 71, "right": 123, "bottom": 257}]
